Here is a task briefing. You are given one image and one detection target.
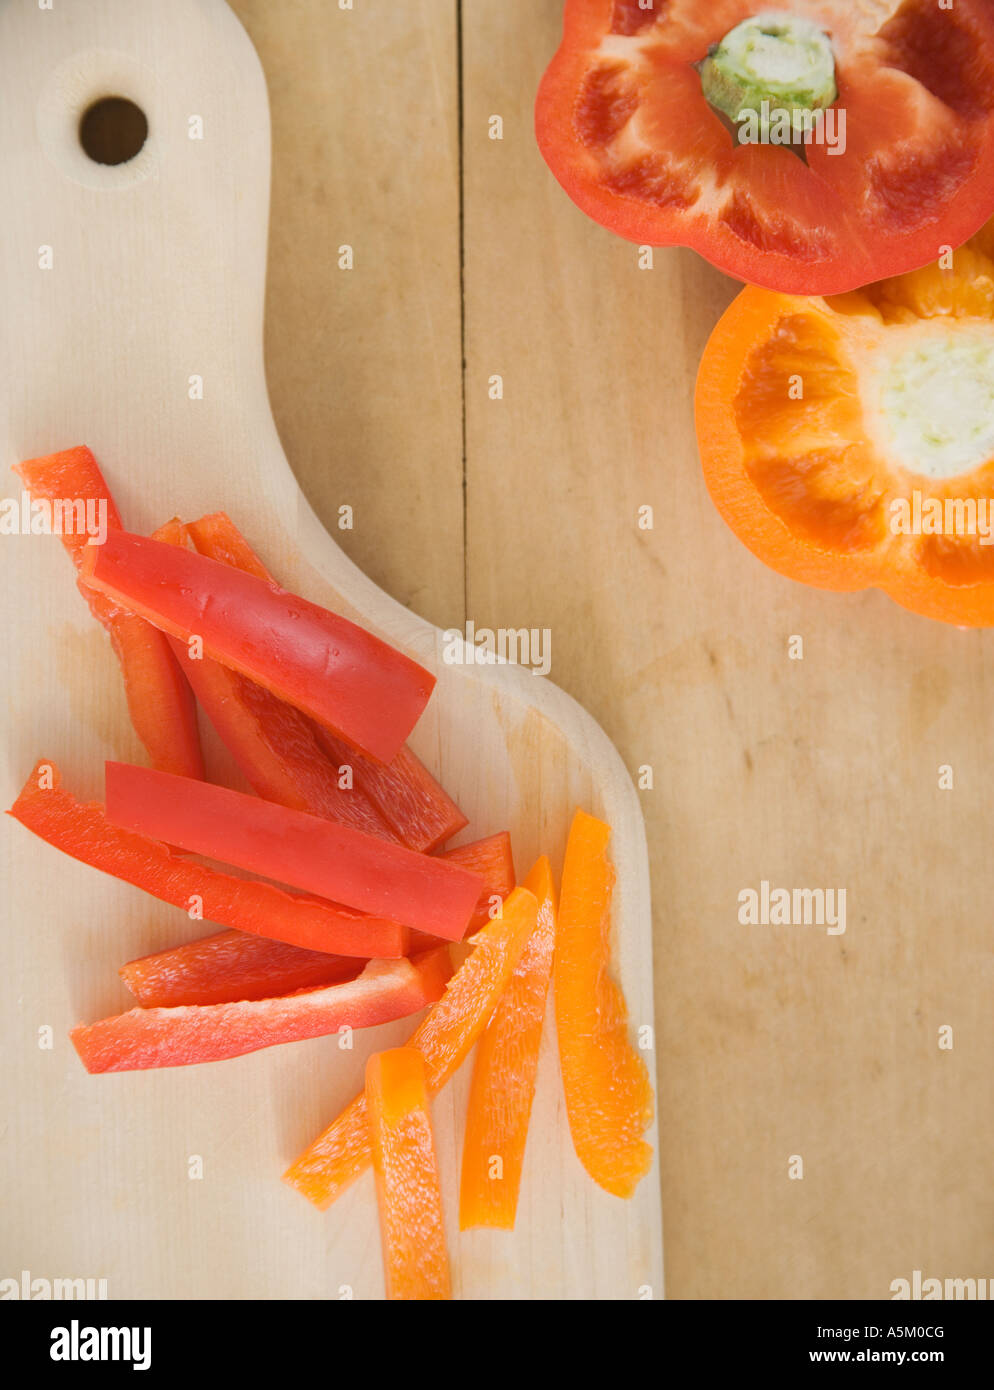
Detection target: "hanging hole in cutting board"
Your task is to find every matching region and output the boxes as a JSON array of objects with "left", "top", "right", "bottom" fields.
[
  {"left": 37, "top": 51, "right": 160, "bottom": 191},
  {"left": 78, "top": 96, "right": 148, "bottom": 166}
]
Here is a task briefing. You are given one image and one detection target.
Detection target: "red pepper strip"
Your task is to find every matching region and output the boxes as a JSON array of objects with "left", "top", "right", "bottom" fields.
[
  {"left": 283, "top": 885, "right": 538, "bottom": 1210},
  {"left": 13, "top": 448, "right": 123, "bottom": 610},
  {"left": 120, "top": 931, "right": 362, "bottom": 1008},
  {"left": 187, "top": 512, "right": 467, "bottom": 851},
  {"left": 121, "top": 834, "right": 515, "bottom": 1008},
  {"left": 79, "top": 530, "right": 435, "bottom": 764},
  {"left": 71, "top": 949, "right": 452, "bottom": 1072},
  {"left": 310, "top": 730, "right": 466, "bottom": 853},
  {"left": 13, "top": 448, "right": 203, "bottom": 779},
  {"left": 8, "top": 761, "right": 408, "bottom": 958},
  {"left": 408, "top": 830, "right": 516, "bottom": 950},
  {"left": 186, "top": 511, "right": 272, "bottom": 580},
  {"left": 105, "top": 762, "right": 484, "bottom": 940},
  {"left": 176, "top": 654, "right": 397, "bottom": 838},
  {"left": 151, "top": 519, "right": 396, "bottom": 842},
  {"left": 105, "top": 616, "right": 205, "bottom": 778},
  {"left": 366, "top": 1047, "right": 451, "bottom": 1300},
  {"left": 437, "top": 831, "right": 515, "bottom": 929}
]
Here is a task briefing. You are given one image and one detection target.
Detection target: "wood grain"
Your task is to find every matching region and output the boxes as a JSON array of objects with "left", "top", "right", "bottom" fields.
[{"left": 232, "top": 0, "right": 464, "bottom": 632}]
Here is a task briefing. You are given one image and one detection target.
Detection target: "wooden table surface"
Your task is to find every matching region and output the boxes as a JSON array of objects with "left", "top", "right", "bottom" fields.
[{"left": 229, "top": 0, "right": 994, "bottom": 1299}]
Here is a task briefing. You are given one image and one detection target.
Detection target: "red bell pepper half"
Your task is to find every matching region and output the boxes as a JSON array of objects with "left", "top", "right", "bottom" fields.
[
  {"left": 536, "top": 0, "right": 994, "bottom": 295},
  {"left": 151, "top": 519, "right": 396, "bottom": 843},
  {"left": 71, "top": 948, "right": 452, "bottom": 1072},
  {"left": 13, "top": 448, "right": 203, "bottom": 779},
  {"left": 104, "top": 762, "right": 484, "bottom": 941},
  {"left": 8, "top": 761, "right": 408, "bottom": 958},
  {"left": 121, "top": 833, "right": 515, "bottom": 1007},
  {"left": 79, "top": 529, "right": 435, "bottom": 764},
  {"left": 186, "top": 512, "right": 467, "bottom": 851},
  {"left": 121, "top": 931, "right": 362, "bottom": 1008}
]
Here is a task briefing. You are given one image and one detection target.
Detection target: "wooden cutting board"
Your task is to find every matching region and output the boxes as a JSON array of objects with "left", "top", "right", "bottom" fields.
[{"left": 0, "top": 0, "right": 662, "bottom": 1300}]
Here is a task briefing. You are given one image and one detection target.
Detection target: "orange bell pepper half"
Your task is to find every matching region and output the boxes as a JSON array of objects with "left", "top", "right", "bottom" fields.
[
  {"left": 459, "top": 855, "right": 556, "bottom": 1230},
  {"left": 366, "top": 1047, "right": 451, "bottom": 1300},
  {"left": 78, "top": 529, "right": 434, "bottom": 764},
  {"left": 556, "top": 809, "right": 653, "bottom": 1199},
  {"left": 695, "top": 223, "right": 994, "bottom": 626},
  {"left": 13, "top": 447, "right": 203, "bottom": 779},
  {"left": 8, "top": 761, "right": 408, "bottom": 958},
  {"left": 185, "top": 511, "right": 468, "bottom": 851},
  {"left": 104, "top": 762, "right": 483, "bottom": 941},
  {"left": 283, "top": 885, "right": 539, "bottom": 1209},
  {"left": 71, "top": 950, "right": 451, "bottom": 1073}
]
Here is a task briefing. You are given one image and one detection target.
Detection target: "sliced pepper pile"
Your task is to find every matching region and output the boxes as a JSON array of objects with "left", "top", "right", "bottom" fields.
[
  {"left": 283, "top": 886, "right": 543, "bottom": 1211},
  {"left": 8, "top": 445, "right": 654, "bottom": 1299}
]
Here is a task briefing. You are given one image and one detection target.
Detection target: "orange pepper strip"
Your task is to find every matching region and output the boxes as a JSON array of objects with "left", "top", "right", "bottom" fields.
[
  {"left": 283, "top": 885, "right": 538, "bottom": 1210},
  {"left": 459, "top": 856, "right": 556, "bottom": 1230},
  {"left": 556, "top": 809, "right": 653, "bottom": 1199},
  {"left": 366, "top": 1047, "right": 451, "bottom": 1301}
]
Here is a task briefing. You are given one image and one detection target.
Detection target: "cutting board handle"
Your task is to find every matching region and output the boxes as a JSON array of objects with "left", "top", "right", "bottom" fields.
[{"left": 0, "top": 0, "right": 294, "bottom": 535}]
